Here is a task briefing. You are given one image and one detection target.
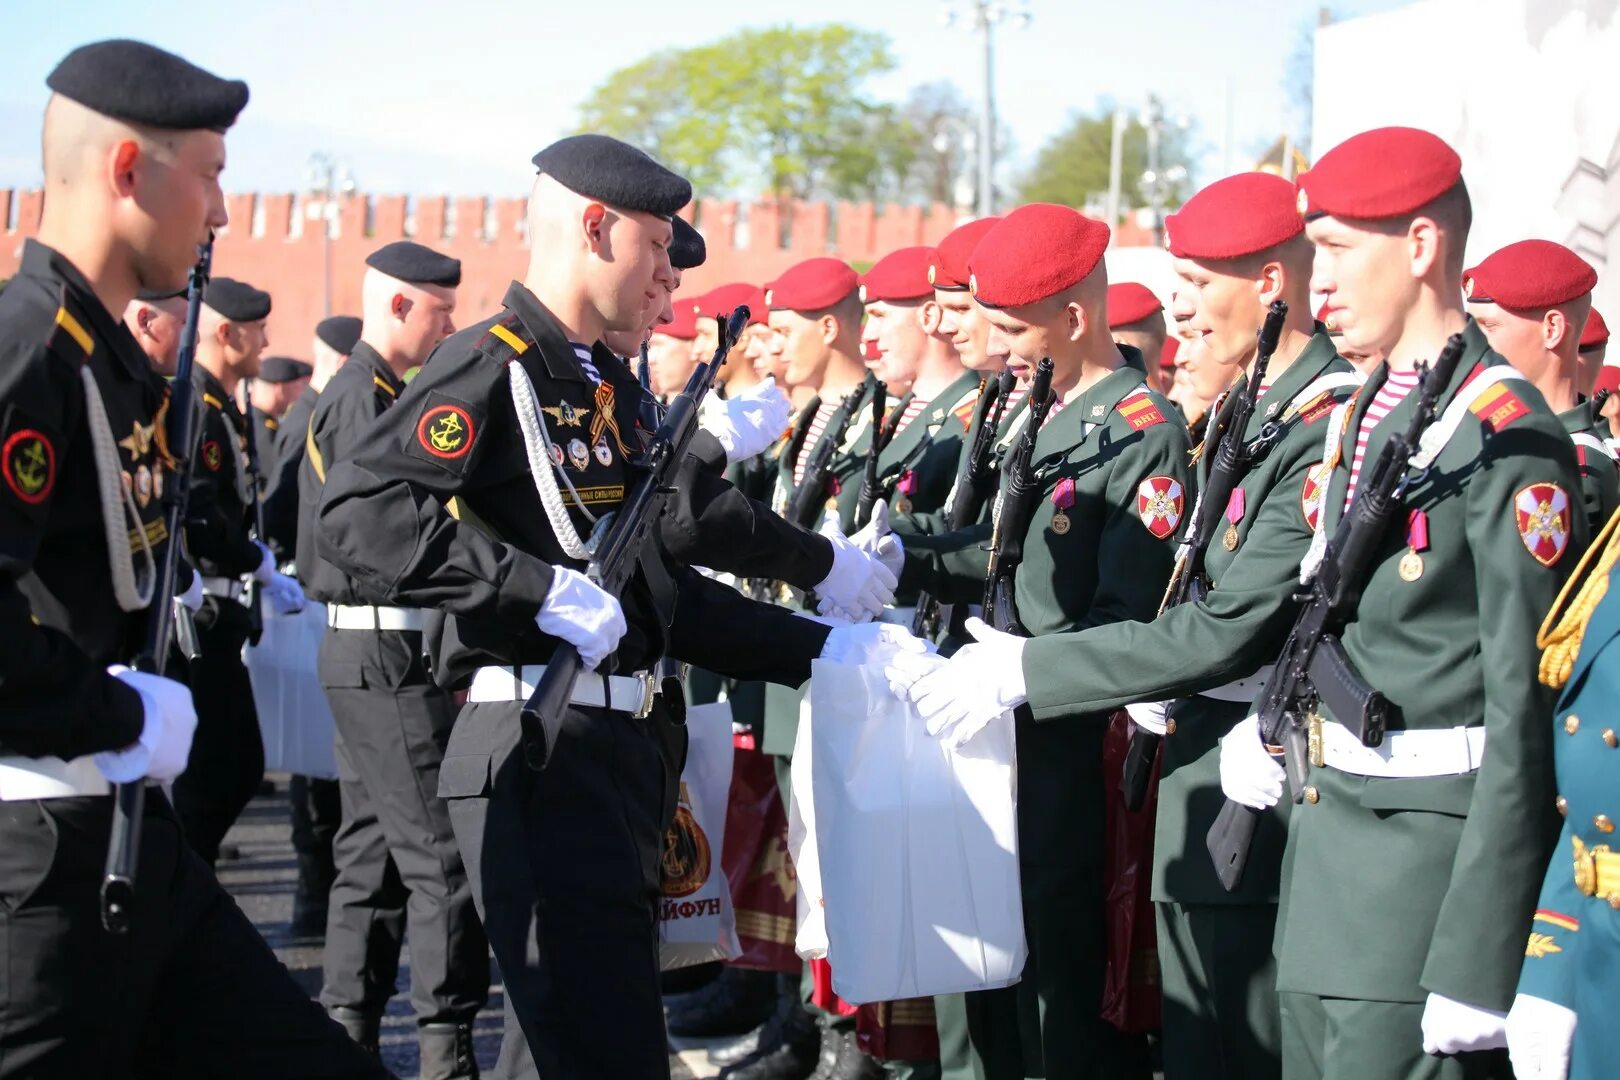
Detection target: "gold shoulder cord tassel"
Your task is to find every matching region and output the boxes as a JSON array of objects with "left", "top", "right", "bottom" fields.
[{"left": 1539, "top": 505, "right": 1620, "bottom": 688}]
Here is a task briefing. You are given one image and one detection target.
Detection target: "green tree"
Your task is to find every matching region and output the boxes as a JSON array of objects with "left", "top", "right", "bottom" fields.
[
  {"left": 578, "top": 24, "right": 922, "bottom": 201},
  {"left": 1018, "top": 108, "right": 1194, "bottom": 218}
]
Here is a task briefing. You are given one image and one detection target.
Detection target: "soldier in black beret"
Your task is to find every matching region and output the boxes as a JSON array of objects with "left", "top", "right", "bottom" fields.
[
  {"left": 0, "top": 38, "right": 388, "bottom": 1079},
  {"left": 121, "top": 285, "right": 189, "bottom": 376}
]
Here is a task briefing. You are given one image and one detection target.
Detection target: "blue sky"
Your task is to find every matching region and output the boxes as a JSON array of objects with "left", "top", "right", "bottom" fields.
[{"left": 0, "top": 0, "right": 1412, "bottom": 200}]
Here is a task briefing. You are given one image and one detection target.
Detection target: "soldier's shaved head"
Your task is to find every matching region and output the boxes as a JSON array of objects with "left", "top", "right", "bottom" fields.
[{"left": 360, "top": 267, "right": 457, "bottom": 372}]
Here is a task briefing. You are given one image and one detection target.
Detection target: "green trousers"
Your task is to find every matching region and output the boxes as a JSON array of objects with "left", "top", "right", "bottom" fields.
[
  {"left": 1278, "top": 993, "right": 1512, "bottom": 1080},
  {"left": 1155, "top": 901, "right": 1280, "bottom": 1080}
]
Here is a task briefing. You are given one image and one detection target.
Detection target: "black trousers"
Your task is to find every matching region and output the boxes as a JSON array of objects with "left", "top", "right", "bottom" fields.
[
  {"left": 439, "top": 694, "right": 686, "bottom": 1080},
  {"left": 317, "top": 627, "right": 487, "bottom": 1025},
  {"left": 172, "top": 596, "right": 265, "bottom": 865},
  {"left": 289, "top": 774, "right": 340, "bottom": 888},
  {"left": 0, "top": 791, "right": 391, "bottom": 1079}
]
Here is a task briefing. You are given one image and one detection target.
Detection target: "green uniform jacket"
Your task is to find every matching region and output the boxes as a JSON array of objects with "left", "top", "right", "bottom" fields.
[
  {"left": 1020, "top": 333, "right": 1361, "bottom": 904},
  {"left": 1561, "top": 401, "right": 1620, "bottom": 536},
  {"left": 890, "top": 381, "right": 1030, "bottom": 546},
  {"left": 1273, "top": 321, "right": 1582, "bottom": 1011}
]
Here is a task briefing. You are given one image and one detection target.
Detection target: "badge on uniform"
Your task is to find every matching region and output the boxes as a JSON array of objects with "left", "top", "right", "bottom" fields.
[
  {"left": 894, "top": 470, "right": 917, "bottom": 515},
  {"left": 1136, "top": 475, "right": 1184, "bottom": 540},
  {"left": 548, "top": 444, "right": 565, "bottom": 468},
  {"left": 567, "top": 438, "right": 590, "bottom": 471},
  {"left": 406, "top": 391, "right": 486, "bottom": 475},
  {"left": 1399, "top": 509, "right": 1429, "bottom": 581},
  {"left": 1222, "top": 488, "right": 1245, "bottom": 550},
  {"left": 1300, "top": 461, "right": 1330, "bottom": 532},
  {"left": 541, "top": 401, "right": 590, "bottom": 428},
  {"left": 593, "top": 437, "right": 613, "bottom": 467},
  {"left": 1, "top": 412, "right": 57, "bottom": 511},
  {"left": 1050, "top": 476, "right": 1075, "bottom": 535},
  {"left": 1515, "top": 483, "right": 1572, "bottom": 567},
  {"left": 202, "top": 440, "right": 223, "bottom": 471}
]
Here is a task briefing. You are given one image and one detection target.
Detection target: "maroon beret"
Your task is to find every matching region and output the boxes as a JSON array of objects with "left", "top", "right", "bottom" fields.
[
  {"left": 1166, "top": 172, "right": 1303, "bottom": 260},
  {"left": 1464, "top": 239, "right": 1597, "bottom": 313},
  {"left": 1581, "top": 308, "right": 1609, "bottom": 350},
  {"left": 861, "top": 247, "right": 935, "bottom": 304},
  {"left": 1159, "top": 336, "right": 1180, "bottom": 370},
  {"left": 1595, "top": 364, "right": 1620, "bottom": 395},
  {"left": 766, "top": 258, "right": 858, "bottom": 312},
  {"left": 1297, "top": 127, "right": 1462, "bottom": 222},
  {"left": 695, "top": 282, "right": 767, "bottom": 325},
  {"left": 969, "top": 204, "right": 1111, "bottom": 309},
  {"left": 656, "top": 299, "right": 699, "bottom": 340},
  {"left": 929, "top": 217, "right": 1002, "bottom": 290},
  {"left": 1107, "top": 283, "right": 1163, "bottom": 328}
]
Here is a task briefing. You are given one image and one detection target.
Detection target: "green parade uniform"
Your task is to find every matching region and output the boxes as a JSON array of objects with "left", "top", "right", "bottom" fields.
[
  {"left": 1560, "top": 400, "right": 1619, "bottom": 535},
  {"left": 1516, "top": 513, "right": 1620, "bottom": 1080},
  {"left": 901, "top": 354, "right": 1190, "bottom": 1079},
  {"left": 1018, "top": 332, "right": 1360, "bottom": 1080},
  {"left": 1268, "top": 322, "right": 1582, "bottom": 1079}
]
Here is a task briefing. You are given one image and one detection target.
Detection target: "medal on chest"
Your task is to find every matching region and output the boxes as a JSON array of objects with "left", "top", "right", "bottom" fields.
[
  {"left": 1398, "top": 509, "right": 1429, "bottom": 582},
  {"left": 894, "top": 470, "right": 916, "bottom": 515},
  {"left": 825, "top": 475, "right": 842, "bottom": 512},
  {"left": 1050, "top": 476, "right": 1075, "bottom": 535},
  {"left": 1222, "top": 488, "right": 1246, "bottom": 551}
]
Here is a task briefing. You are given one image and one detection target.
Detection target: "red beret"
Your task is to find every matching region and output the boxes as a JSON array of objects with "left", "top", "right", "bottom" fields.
[
  {"left": 1159, "top": 336, "right": 1180, "bottom": 370},
  {"left": 1464, "top": 239, "right": 1597, "bottom": 313},
  {"left": 656, "top": 297, "right": 700, "bottom": 340},
  {"left": 766, "top": 257, "right": 858, "bottom": 312},
  {"left": 928, "top": 217, "right": 1002, "bottom": 290},
  {"left": 1595, "top": 364, "right": 1620, "bottom": 395},
  {"left": 861, "top": 247, "right": 936, "bottom": 304},
  {"left": 969, "top": 204, "right": 1111, "bottom": 309},
  {"left": 1582, "top": 308, "right": 1609, "bottom": 350},
  {"left": 1107, "top": 283, "right": 1163, "bottom": 327},
  {"left": 1297, "top": 127, "right": 1462, "bottom": 222},
  {"left": 694, "top": 282, "right": 767, "bottom": 325},
  {"left": 1166, "top": 172, "right": 1303, "bottom": 260}
]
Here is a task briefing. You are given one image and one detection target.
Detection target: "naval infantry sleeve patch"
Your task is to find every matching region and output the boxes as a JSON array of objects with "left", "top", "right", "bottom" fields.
[
  {"left": 1515, "top": 483, "right": 1572, "bottom": 567},
  {"left": 407, "top": 392, "right": 486, "bottom": 474},
  {"left": 1136, "top": 475, "right": 1184, "bottom": 539},
  {"left": 2, "top": 424, "right": 56, "bottom": 507},
  {"left": 201, "top": 440, "right": 223, "bottom": 471}
]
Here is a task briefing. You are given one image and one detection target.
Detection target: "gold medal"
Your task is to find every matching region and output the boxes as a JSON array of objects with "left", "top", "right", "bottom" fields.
[
  {"left": 1051, "top": 510, "right": 1071, "bottom": 535},
  {"left": 1398, "top": 549, "right": 1424, "bottom": 581},
  {"left": 825, "top": 496, "right": 839, "bottom": 511},
  {"left": 1222, "top": 522, "right": 1240, "bottom": 551},
  {"left": 894, "top": 496, "right": 912, "bottom": 514}
]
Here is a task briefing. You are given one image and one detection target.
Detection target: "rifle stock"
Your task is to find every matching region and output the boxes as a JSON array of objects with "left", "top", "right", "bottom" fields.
[
  {"left": 854, "top": 382, "right": 888, "bottom": 530},
  {"left": 982, "top": 359, "right": 1055, "bottom": 635}
]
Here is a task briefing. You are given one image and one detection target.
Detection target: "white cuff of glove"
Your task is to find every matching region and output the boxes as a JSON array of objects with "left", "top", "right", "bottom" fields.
[
  {"left": 178, "top": 571, "right": 204, "bottom": 613},
  {"left": 703, "top": 379, "right": 791, "bottom": 464},
  {"left": 536, "top": 566, "right": 628, "bottom": 671},
  {"left": 1506, "top": 993, "right": 1575, "bottom": 1080},
  {"left": 819, "top": 621, "right": 933, "bottom": 666},
  {"left": 94, "top": 665, "right": 198, "bottom": 783},
  {"left": 265, "top": 573, "right": 307, "bottom": 615},
  {"left": 1125, "top": 700, "right": 1171, "bottom": 735},
  {"left": 815, "top": 530, "right": 898, "bottom": 621},
  {"left": 1421, "top": 992, "right": 1508, "bottom": 1056},
  {"left": 1218, "top": 714, "right": 1286, "bottom": 810},
  {"left": 252, "top": 541, "right": 277, "bottom": 585}
]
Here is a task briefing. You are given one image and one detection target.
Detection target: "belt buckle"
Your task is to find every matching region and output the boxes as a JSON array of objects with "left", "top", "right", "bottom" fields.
[
  {"left": 1574, "top": 836, "right": 1601, "bottom": 897},
  {"left": 634, "top": 672, "right": 657, "bottom": 719}
]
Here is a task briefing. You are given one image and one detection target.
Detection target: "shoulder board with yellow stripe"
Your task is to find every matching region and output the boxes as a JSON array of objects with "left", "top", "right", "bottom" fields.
[
  {"left": 1117, "top": 392, "right": 1168, "bottom": 431},
  {"left": 202, "top": 392, "right": 226, "bottom": 411},
  {"left": 1468, "top": 378, "right": 1531, "bottom": 432},
  {"left": 372, "top": 375, "right": 398, "bottom": 399},
  {"left": 49, "top": 301, "right": 95, "bottom": 364},
  {"left": 950, "top": 380, "right": 983, "bottom": 427},
  {"left": 481, "top": 314, "right": 530, "bottom": 363}
]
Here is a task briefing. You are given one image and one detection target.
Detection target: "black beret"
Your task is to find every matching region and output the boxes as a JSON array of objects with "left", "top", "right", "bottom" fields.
[
  {"left": 47, "top": 39, "right": 248, "bottom": 133},
  {"left": 135, "top": 285, "right": 187, "bottom": 303},
  {"left": 315, "top": 314, "right": 362, "bottom": 354},
  {"left": 670, "top": 216, "right": 706, "bottom": 271},
  {"left": 204, "top": 277, "right": 271, "bottom": 321},
  {"left": 364, "top": 240, "right": 462, "bottom": 287},
  {"left": 258, "top": 356, "right": 313, "bottom": 384},
  {"left": 532, "top": 134, "right": 691, "bottom": 217}
]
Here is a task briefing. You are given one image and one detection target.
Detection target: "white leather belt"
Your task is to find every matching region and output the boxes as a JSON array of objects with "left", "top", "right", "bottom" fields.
[
  {"left": 0, "top": 755, "right": 110, "bottom": 800},
  {"left": 202, "top": 576, "right": 244, "bottom": 601},
  {"left": 1199, "top": 665, "right": 1275, "bottom": 703},
  {"left": 467, "top": 665, "right": 658, "bottom": 718},
  {"left": 1321, "top": 720, "right": 1487, "bottom": 779},
  {"left": 327, "top": 604, "right": 428, "bottom": 632}
]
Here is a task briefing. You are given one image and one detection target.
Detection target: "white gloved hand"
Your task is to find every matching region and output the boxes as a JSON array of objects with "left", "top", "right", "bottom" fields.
[
  {"left": 178, "top": 570, "right": 204, "bottom": 613},
  {"left": 814, "top": 521, "right": 897, "bottom": 624},
  {"left": 1421, "top": 992, "right": 1508, "bottom": 1056},
  {"left": 1125, "top": 700, "right": 1170, "bottom": 735},
  {"left": 819, "top": 620, "right": 933, "bottom": 667},
  {"left": 891, "top": 616, "right": 1027, "bottom": 748},
  {"left": 1218, "top": 714, "right": 1286, "bottom": 809},
  {"left": 537, "top": 566, "right": 627, "bottom": 670},
  {"left": 1506, "top": 993, "right": 1576, "bottom": 1079},
  {"left": 264, "top": 572, "right": 307, "bottom": 615},
  {"left": 847, "top": 499, "right": 905, "bottom": 582},
  {"left": 703, "top": 377, "right": 792, "bottom": 464},
  {"left": 252, "top": 541, "right": 277, "bottom": 585},
  {"left": 94, "top": 665, "right": 198, "bottom": 783}
]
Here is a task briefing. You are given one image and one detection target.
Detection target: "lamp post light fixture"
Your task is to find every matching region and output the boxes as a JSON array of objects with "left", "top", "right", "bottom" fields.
[
  {"left": 1139, "top": 95, "right": 1189, "bottom": 247},
  {"left": 305, "top": 152, "right": 357, "bottom": 319},
  {"left": 942, "top": 1, "right": 1032, "bottom": 218}
]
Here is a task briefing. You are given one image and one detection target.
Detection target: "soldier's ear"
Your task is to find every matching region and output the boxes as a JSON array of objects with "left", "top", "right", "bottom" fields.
[
  {"left": 1256, "top": 260, "right": 1286, "bottom": 305},
  {"left": 581, "top": 202, "right": 609, "bottom": 254},
  {"left": 1065, "top": 299, "right": 1088, "bottom": 343},
  {"left": 818, "top": 313, "right": 839, "bottom": 347},
  {"left": 1544, "top": 308, "right": 1572, "bottom": 353},
  {"left": 1406, "top": 215, "right": 1443, "bottom": 281},
  {"left": 919, "top": 300, "right": 943, "bottom": 335}
]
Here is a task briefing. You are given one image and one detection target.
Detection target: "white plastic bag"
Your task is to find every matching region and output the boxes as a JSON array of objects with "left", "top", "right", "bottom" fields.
[
  {"left": 789, "top": 692, "right": 827, "bottom": 959},
  {"left": 244, "top": 601, "right": 338, "bottom": 779},
  {"left": 659, "top": 702, "right": 743, "bottom": 970},
  {"left": 807, "top": 658, "right": 1026, "bottom": 1005}
]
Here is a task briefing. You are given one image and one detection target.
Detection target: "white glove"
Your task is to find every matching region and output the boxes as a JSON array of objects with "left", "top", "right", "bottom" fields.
[
  {"left": 263, "top": 572, "right": 307, "bottom": 615},
  {"left": 847, "top": 499, "right": 905, "bottom": 582},
  {"left": 1218, "top": 714, "right": 1286, "bottom": 809},
  {"left": 537, "top": 566, "right": 627, "bottom": 670},
  {"left": 252, "top": 541, "right": 277, "bottom": 585},
  {"left": 1125, "top": 700, "right": 1170, "bottom": 735},
  {"left": 703, "top": 377, "right": 792, "bottom": 464},
  {"left": 819, "top": 621, "right": 933, "bottom": 667},
  {"left": 178, "top": 570, "right": 204, "bottom": 613},
  {"left": 814, "top": 522, "right": 897, "bottom": 624},
  {"left": 888, "top": 617, "right": 1027, "bottom": 748},
  {"left": 94, "top": 665, "right": 198, "bottom": 783},
  {"left": 1506, "top": 993, "right": 1575, "bottom": 1079},
  {"left": 1421, "top": 992, "right": 1508, "bottom": 1056}
]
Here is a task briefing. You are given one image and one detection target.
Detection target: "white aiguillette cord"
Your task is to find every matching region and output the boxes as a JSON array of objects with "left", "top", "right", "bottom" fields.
[
  {"left": 507, "top": 361, "right": 592, "bottom": 561},
  {"left": 81, "top": 366, "right": 156, "bottom": 612}
]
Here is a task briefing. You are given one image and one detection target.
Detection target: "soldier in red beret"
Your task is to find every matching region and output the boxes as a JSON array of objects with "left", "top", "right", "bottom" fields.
[
  {"left": 1577, "top": 307, "right": 1609, "bottom": 396},
  {"left": 643, "top": 292, "right": 700, "bottom": 397},
  {"left": 1108, "top": 282, "right": 1168, "bottom": 386},
  {"left": 1466, "top": 239, "right": 1619, "bottom": 533},
  {"left": 887, "top": 203, "right": 1192, "bottom": 1078}
]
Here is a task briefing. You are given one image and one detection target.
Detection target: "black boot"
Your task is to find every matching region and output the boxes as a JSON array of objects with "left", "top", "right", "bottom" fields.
[
  {"left": 329, "top": 1007, "right": 381, "bottom": 1057},
  {"left": 289, "top": 853, "right": 332, "bottom": 940},
  {"left": 667, "top": 965, "right": 777, "bottom": 1037},
  {"left": 419, "top": 1022, "right": 479, "bottom": 1080},
  {"left": 719, "top": 980, "right": 820, "bottom": 1080},
  {"left": 804, "top": 1020, "right": 843, "bottom": 1080},
  {"left": 827, "top": 1030, "right": 884, "bottom": 1080}
]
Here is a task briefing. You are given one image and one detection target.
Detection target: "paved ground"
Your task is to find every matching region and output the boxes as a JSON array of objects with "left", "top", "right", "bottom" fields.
[{"left": 218, "top": 775, "right": 728, "bottom": 1079}]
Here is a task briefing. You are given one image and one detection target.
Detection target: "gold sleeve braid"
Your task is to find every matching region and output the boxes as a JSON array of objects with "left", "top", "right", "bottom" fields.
[{"left": 1539, "top": 505, "right": 1620, "bottom": 688}]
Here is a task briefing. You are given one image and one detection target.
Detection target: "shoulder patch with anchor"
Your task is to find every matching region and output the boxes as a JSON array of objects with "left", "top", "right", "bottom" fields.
[{"left": 408, "top": 392, "right": 486, "bottom": 473}]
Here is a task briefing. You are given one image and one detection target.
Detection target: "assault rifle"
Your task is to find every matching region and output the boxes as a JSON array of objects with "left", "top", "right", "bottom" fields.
[
  {"left": 785, "top": 375, "right": 872, "bottom": 529},
  {"left": 240, "top": 382, "right": 268, "bottom": 645},
  {"left": 983, "top": 359, "right": 1056, "bottom": 635},
  {"left": 1206, "top": 332, "right": 1467, "bottom": 891},
  {"left": 102, "top": 238, "right": 213, "bottom": 933},
  {"left": 518, "top": 308, "right": 749, "bottom": 770},
  {"left": 1120, "top": 302, "right": 1288, "bottom": 810},
  {"left": 853, "top": 381, "right": 889, "bottom": 530}
]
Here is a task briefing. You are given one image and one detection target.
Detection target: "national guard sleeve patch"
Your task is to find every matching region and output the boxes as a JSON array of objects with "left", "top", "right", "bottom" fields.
[
  {"left": 407, "top": 392, "right": 486, "bottom": 474},
  {"left": 1300, "top": 461, "right": 1331, "bottom": 532},
  {"left": 1136, "top": 475, "right": 1184, "bottom": 539},
  {"left": 1118, "top": 395, "right": 1168, "bottom": 431},
  {"left": 1515, "top": 483, "right": 1572, "bottom": 567},
  {"left": 201, "top": 440, "right": 223, "bottom": 471},
  {"left": 2, "top": 413, "right": 57, "bottom": 509},
  {"left": 1469, "top": 382, "right": 1531, "bottom": 433}
]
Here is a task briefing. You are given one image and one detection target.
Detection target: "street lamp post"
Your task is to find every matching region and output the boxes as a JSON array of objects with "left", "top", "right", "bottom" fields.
[
  {"left": 305, "top": 153, "right": 356, "bottom": 319},
  {"left": 943, "top": 1, "right": 1032, "bottom": 217},
  {"left": 1139, "top": 95, "right": 1188, "bottom": 248}
]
